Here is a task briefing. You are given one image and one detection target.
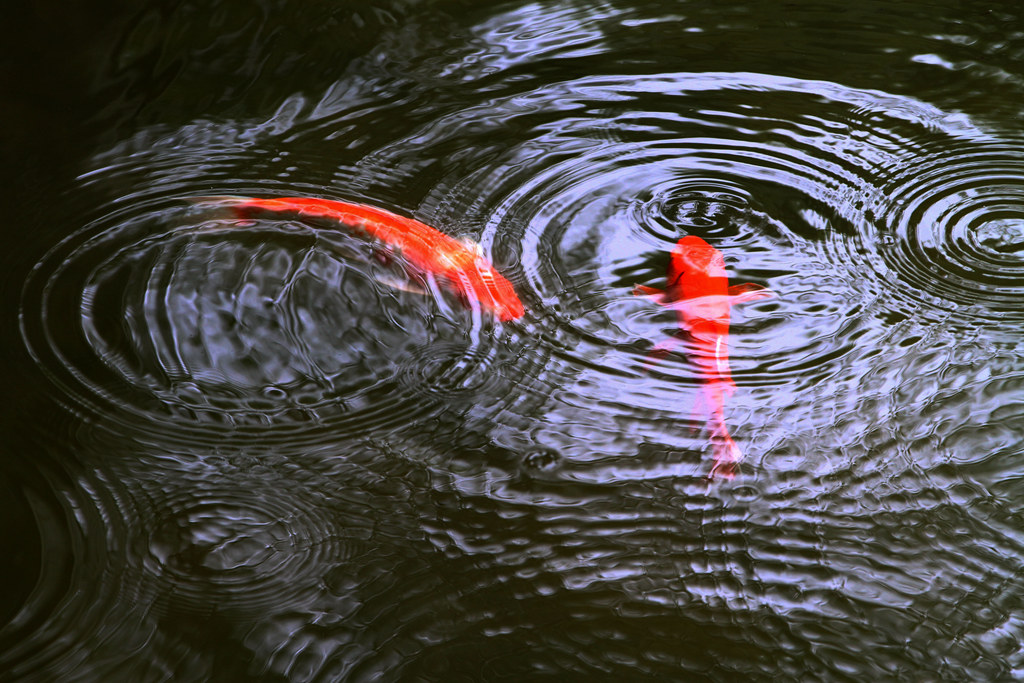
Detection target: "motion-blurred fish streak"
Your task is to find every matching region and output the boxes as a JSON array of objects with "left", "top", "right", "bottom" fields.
[
  {"left": 635, "top": 236, "right": 773, "bottom": 479},
  {"left": 192, "top": 195, "right": 525, "bottom": 322}
]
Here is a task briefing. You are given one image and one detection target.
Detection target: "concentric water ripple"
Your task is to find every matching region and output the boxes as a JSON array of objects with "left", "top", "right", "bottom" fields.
[
  {"left": 412, "top": 336, "right": 1024, "bottom": 679},
  {"left": 0, "top": 433, "right": 431, "bottom": 681},
  {"left": 78, "top": 69, "right": 1008, "bottom": 402},
  {"left": 0, "top": 448, "right": 169, "bottom": 681},
  {"left": 258, "top": 67, "right": 1012, "bottom": 483},
  {"left": 20, "top": 197, "right": 523, "bottom": 441},
  {"left": 395, "top": 71, "right": 997, "bottom": 403},
  {"left": 140, "top": 485, "right": 339, "bottom": 620},
  {"left": 875, "top": 143, "right": 1024, "bottom": 324},
  {"left": 14, "top": 1, "right": 1024, "bottom": 677},
  {"left": 124, "top": 451, "right": 362, "bottom": 624}
]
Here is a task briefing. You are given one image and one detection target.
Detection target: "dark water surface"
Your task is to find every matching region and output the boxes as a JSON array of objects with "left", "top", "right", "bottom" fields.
[{"left": 4, "top": 0, "right": 1024, "bottom": 679}]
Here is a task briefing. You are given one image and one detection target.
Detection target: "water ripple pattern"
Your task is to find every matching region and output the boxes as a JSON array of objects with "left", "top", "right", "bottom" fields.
[
  {"left": 875, "top": 142, "right": 1024, "bottom": 323},
  {"left": 10, "top": 0, "right": 1024, "bottom": 680},
  {"left": 20, "top": 197, "right": 525, "bottom": 442},
  {"left": 379, "top": 67, "right": 1016, "bottom": 485},
  {"left": 0, "top": 433, "right": 438, "bottom": 681}
]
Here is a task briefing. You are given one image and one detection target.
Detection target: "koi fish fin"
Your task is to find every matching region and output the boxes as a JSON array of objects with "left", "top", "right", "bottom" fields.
[
  {"left": 708, "top": 439, "right": 742, "bottom": 480},
  {"left": 632, "top": 284, "right": 669, "bottom": 305},
  {"left": 708, "top": 431, "right": 742, "bottom": 480},
  {"left": 727, "top": 282, "right": 774, "bottom": 303},
  {"left": 649, "top": 335, "right": 687, "bottom": 357},
  {"left": 186, "top": 195, "right": 263, "bottom": 222},
  {"left": 637, "top": 334, "right": 687, "bottom": 371},
  {"left": 187, "top": 195, "right": 244, "bottom": 204},
  {"left": 375, "top": 274, "right": 428, "bottom": 295},
  {"left": 457, "top": 237, "right": 485, "bottom": 256},
  {"left": 186, "top": 195, "right": 252, "bottom": 211},
  {"left": 702, "top": 381, "right": 742, "bottom": 480}
]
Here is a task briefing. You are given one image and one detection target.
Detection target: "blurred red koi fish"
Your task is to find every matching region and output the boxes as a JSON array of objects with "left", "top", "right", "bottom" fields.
[
  {"left": 193, "top": 195, "right": 524, "bottom": 321},
  {"left": 634, "top": 236, "right": 772, "bottom": 479}
]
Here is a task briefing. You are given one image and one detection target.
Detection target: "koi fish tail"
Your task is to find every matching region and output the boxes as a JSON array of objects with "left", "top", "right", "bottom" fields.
[
  {"left": 706, "top": 401, "right": 743, "bottom": 480},
  {"left": 708, "top": 431, "right": 743, "bottom": 480}
]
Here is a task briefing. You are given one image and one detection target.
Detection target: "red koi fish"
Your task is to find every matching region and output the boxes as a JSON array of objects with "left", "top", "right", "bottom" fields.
[
  {"left": 193, "top": 195, "right": 524, "bottom": 322},
  {"left": 634, "top": 236, "right": 772, "bottom": 479}
]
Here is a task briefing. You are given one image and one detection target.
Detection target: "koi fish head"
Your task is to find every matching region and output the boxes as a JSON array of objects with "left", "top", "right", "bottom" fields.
[
  {"left": 451, "top": 258, "right": 525, "bottom": 322},
  {"left": 668, "top": 236, "right": 727, "bottom": 286}
]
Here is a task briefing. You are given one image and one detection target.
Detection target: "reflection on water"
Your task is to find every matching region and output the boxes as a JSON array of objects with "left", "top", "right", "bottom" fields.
[
  {"left": 5, "top": 0, "right": 1024, "bottom": 679},
  {"left": 22, "top": 203, "right": 527, "bottom": 436}
]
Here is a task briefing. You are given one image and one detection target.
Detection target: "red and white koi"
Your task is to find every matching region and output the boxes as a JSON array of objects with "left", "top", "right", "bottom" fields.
[{"left": 634, "top": 236, "right": 772, "bottom": 479}]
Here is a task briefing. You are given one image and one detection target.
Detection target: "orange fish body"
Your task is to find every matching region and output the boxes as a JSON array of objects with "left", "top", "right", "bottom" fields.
[
  {"left": 635, "top": 236, "right": 771, "bottom": 479},
  {"left": 196, "top": 196, "right": 524, "bottom": 322}
]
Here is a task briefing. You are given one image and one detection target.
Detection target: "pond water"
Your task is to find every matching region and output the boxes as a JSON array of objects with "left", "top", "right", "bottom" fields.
[{"left": 3, "top": 0, "right": 1024, "bottom": 679}]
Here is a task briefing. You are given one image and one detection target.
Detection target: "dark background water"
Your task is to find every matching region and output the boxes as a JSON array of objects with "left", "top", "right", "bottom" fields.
[{"left": 4, "top": 0, "right": 1024, "bottom": 680}]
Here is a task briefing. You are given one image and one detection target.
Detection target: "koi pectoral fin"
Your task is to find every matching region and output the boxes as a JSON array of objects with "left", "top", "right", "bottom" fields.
[
  {"left": 649, "top": 335, "right": 687, "bottom": 357},
  {"left": 186, "top": 195, "right": 250, "bottom": 221},
  {"left": 632, "top": 284, "right": 669, "bottom": 305},
  {"left": 186, "top": 195, "right": 245, "bottom": 206},
  {"left": 636, "top": 334, "right": 688, "bottom": 371},
  {"left": 727, "top": 282, "right": 775, "bottom": 303},
  {"left": 374, "top": 274, "right": 428, "bottom": 295}
]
